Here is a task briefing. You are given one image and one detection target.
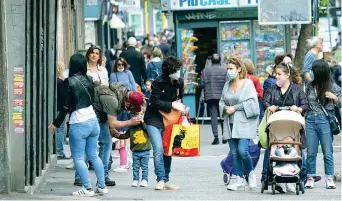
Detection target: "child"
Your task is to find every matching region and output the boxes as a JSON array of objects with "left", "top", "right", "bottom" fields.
[
  {"left": 112, "top": 113, "right": 152, "bottom": 187},
  {"left": 274, "top": 136, "right": 298, "bottom": 158},
  {"left": 144, "top": 80, "right": 152, "bottom": 101}
]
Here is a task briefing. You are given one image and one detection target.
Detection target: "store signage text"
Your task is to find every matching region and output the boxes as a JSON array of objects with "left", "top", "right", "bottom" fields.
[
  {"left": 185, "top": 11, "right": 216, "bottom": 20},
  {"left": 173, "top": 0, "right": 238, "bottom": 10}
]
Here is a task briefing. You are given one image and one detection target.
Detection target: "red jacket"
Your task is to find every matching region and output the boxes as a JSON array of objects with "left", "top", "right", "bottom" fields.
[{"left": 246, "top": 74, "right": 263, "bottom": 101}]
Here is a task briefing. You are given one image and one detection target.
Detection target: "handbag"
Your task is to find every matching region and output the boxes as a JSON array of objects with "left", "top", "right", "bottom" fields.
[
  {"left": 315, "top": 89, "right": 341, "bottom": 135},
  {"left": 159, "top": 88, "right": 182, "bottom": 127}
]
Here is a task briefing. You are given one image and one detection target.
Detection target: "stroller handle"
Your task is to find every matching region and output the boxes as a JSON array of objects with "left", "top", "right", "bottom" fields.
[{"left": 277, "top": 106, "right": 290, "bottom": 111}]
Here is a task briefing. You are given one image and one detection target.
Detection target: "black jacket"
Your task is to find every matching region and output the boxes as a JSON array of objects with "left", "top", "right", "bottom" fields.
[
  {"left": 53, "top": 73, "right": 95, "bottom": 127},
  {"left": 144, "top": 74, "right": 184, "bottom": 129},
  {"left": 57, "top": 78, "right": 64, "bottom": 112},
  {"left": 120, "top": 46, "right": 147, "bottom": 85},
  {"left": 200, "top": 64, "right": 227, "bottom": 101}
]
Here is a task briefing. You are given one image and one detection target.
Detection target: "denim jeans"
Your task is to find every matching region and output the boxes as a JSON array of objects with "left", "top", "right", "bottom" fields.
[
  {"left": 306, "top": 113, "right": 334, "bottom": 177},
  {"left": 146, "top": 125, "right": 172, "bottom": 182},
  {"left": 98, "top": 122, "right": 112, "bottom": 178},
  {"left": 56, "top": 118, "right": 66, "bottom": 154},
  {"left": 69, "top": 118, "right": 105, "bottom": 189},
  {"left": 228, "top": 138, "right": 253, "bottom": 177},
  {"left": 132, "top": 150, "right": 150, "bottom": 181}
]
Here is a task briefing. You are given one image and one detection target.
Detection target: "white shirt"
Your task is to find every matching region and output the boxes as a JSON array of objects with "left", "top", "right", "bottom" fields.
[{"left": 69, "top": 105, "right": 96, "bottom": 124}]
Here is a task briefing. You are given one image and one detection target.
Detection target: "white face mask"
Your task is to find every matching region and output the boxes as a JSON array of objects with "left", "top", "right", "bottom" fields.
[
  {"left": 149, "top": 41, "right": 155, "bottom": 46},
  {"left": 117, "top": 67, "right": 124, "bottom": 72},
  {"left": 169, "top": 70, "right": 181, "bottom": 80}
]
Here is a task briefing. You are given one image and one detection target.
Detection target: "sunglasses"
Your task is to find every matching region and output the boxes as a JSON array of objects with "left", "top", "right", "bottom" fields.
[{"left": 90, "top": 45, "right": 102, "bottom": 51}]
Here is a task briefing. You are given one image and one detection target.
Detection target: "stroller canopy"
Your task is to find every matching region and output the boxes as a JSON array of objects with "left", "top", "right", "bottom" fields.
[{"left": 266, "top": 111, "right": 305, "bottom": 140}]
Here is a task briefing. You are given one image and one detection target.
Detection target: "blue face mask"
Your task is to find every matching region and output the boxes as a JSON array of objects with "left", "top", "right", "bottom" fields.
[{"left": 227, "top": 70, "right": 237, "bottom": 80}]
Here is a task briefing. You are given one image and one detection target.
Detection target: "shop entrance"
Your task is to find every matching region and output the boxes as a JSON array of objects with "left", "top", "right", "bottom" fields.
[{"left": 192, "top": 27, "right": 218, "bottom": 122}]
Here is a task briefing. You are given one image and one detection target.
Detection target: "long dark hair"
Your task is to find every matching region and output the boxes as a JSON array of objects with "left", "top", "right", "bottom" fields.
[
  {"left": 311, "top": 59, "right": 332, "bottom": 103},
  {"left": 69, "top": 53, "right": 87, "bottom": 77}
]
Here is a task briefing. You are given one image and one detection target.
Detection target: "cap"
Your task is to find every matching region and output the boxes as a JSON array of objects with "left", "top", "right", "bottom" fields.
[{"left": 129, "top": 92, "right": 144, "bottom": 112}]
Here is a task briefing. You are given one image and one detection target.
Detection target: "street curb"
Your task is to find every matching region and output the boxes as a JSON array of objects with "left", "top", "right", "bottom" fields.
[{"left": 24, "top": 154, "right": 57, "bottom": 194}]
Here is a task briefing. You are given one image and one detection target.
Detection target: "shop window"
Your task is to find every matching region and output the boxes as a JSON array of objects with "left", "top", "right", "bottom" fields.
[
  {"left": 254, "top": 21, "right": 285, "bottom": 84},
  {"left": 128, "top": 11, "right": 144, "bottom": 36},
  {"left": 153, "top": 9, "right": 163, "bottom": 34}
]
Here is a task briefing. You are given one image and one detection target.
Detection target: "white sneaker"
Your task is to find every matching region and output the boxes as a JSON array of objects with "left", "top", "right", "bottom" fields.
[
  {"left": 248, "top": 171, "right": 257, "bottom": 189},
  {"left": 286, "top": 183, "right": 296, "bottom": 193},
  {"left": 326, "top": 177, "right": 336, "bottom": 189},
  {"left": 305, "top": 177, "right": 315, "bottom": 189},
  {"left": 227, "top": 176, "right": 247, "bottom": 191},
  {"left": 131, "top": 180, "right": 139, "bottom": 187},
  {"left": 94, "top": 187, "right": 108, "bottom": 195},
  {"left": 65, "top": 161, "right": 74, "bottom": 169},
  {"left": 164, "top": 182, "right": 179, "bottom": 190},
  {"left": 155, "top": 181, "right": 165, "bottom": 190},
  {"left": 72, "top": 188, "right": 95, "bottom": 197},
  {"left": 140, "top": 179, "right": 148, "bottom": 187},
  {"left": 113, "top": 165, "right": 128, "bottom": 173}
]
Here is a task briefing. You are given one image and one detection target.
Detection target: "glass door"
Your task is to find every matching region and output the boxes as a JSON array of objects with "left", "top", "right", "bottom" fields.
[{"left": 219, "top": 21, "right": 252, "bottom": 64}]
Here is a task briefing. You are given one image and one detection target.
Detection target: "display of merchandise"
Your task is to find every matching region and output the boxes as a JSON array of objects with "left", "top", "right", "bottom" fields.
[
  {"left": 254, "top": 23, "right": 285, "bottom": 85},
  {"left": 181, "top": 29, "right": 198, "bottom": 94},
  {"left": 220, "top": 22, "right": 252, "bottom": 61}
]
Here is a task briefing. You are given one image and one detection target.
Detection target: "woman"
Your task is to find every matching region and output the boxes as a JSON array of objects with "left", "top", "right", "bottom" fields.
[
  {"left": 147, "top": 46, "right": 163, "bottom": 81},
  {"left": 305, "top": 60, "right": 341, "bottom": 189},
  {"left": 219, "top": 58, "right": 259, "bottom": 191},
  {"left": 49, "top": 54, "right": 108, "bottom": 196},
  {"left": 109, "top": 57, "right": 136, "bottom": 172},
  {"left": 84, "top": 45, "right": 116, "bottom": 186},
  {"left": 144, "top": 56, "right": 186, "bottom": 190},
  {"left": 109, "top": 57, "right": 137, "bottom": 91},
  {"left": 261, "top": 62, "right": 308, "bottom": 193}
]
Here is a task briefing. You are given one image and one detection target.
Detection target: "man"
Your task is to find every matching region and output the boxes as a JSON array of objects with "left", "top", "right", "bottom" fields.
[
  {"left": 303, "top": 36, "right": 323, "bottom": 83},
  {"left": 120, "top": 37, "right": 147, "bottom": 87},
  {"left": 159, "top": 36, "right": 171, "bottom": 57},
  {"left": 200, "top": 54, "right": 227, "bottom": 145}
]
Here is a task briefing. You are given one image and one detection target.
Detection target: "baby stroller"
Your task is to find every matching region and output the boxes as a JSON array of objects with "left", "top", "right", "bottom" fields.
[
  {"left": 260, "top": 110, "right": 305, "bottom": 195},
  {"left": 220, "top": 140, "right": 260, "bottom": 185}
]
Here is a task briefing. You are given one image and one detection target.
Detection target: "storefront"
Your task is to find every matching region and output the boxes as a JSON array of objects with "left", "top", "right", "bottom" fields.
[{"left": 161, "top": 0, "right": 291, "bottom": 118}]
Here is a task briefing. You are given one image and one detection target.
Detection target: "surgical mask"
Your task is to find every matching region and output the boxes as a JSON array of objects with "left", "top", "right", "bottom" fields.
[
  {"left": 227, "top": 70, "right": 237, "bottom": 80},
  {"left": 276, "top": 78, "right": 287, "bottom": 87},
  {"left": 118, "top": 67, "right": 124, "bottom": 72},
  {"left": 149, "top": 41, "right": 155, "bottom": 46},
  {"left": 169, "top": 70, "right": 180, "bottom": 80}
]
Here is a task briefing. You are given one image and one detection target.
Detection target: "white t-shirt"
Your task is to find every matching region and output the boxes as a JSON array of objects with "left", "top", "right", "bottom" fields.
[{"left": 69, "top": 105, "right": 96, "bottom": 124}]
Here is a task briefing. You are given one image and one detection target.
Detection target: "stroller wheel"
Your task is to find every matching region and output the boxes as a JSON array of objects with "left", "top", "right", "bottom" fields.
[
  {"left": 271, "top": 183, "right": 276, "bottom": 195},
  {"left": 300, "top": 182, "right": 305, "bottom": 194},
  {"left": 223, "top": 173, "right": 231, "bottom": 185},
  {"left": 296, "top": 183, "right": 300, "bottom": 195}
]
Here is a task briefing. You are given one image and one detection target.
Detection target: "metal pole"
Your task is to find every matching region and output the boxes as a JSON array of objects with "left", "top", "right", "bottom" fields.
[{"left": 327, "top": 1, "right": 332, "bottom": 48}]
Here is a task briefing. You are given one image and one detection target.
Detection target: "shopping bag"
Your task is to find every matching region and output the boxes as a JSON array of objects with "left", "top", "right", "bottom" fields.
[
  {"left": 258, "top": 108, "right": 272, "bottom": 149},
  {"left": 163, "top": 115, "right": 200, "bottom": 157}
]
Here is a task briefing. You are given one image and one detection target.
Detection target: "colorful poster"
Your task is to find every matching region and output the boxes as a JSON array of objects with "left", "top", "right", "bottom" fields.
[
  {"left": 14, "top": 99, "right": 24, "bottom": 106},
  {"left": 14, "top": 127, "right": 25, "bottom": 134},
  {"left": 12, "top": 112, "right": 23, "bottom": 120},
  {"left": 14, "top": 74, "right": 24, "bottom": 82},
  {"left": 13, "top": 88, "right": 24, "bottom": 95},
  {"left": 14, "top": 120, "right": 24, "bottom": 127},
  {"left": 14, "top": 82, "right": 24, "bottom": 89}
]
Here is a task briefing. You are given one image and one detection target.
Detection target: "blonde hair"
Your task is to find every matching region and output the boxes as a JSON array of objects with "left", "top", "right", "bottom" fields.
[
  {"left": 57, "top": 61, "right": 65, "bottom": 78},
  {"left": 227, "top": 58, "right": 247, "bottom": 79},
  {"left": 151, "top": 46, "right": 163, "bottom": 60},
  {"left": 243, "top": 60, "right": 254, "bottom": 75}
]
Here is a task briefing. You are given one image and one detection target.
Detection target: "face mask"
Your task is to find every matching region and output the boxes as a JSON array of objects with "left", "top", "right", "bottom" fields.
[
  {"left": 276, "top": 78, "right": 288, "bottom": 87},
  {"left": 169, "top": 70, "right": 180, "bottom": 80},
  {"left": 118, "top": 67, "right": 124, "bottom": 72},
  {"left": 227, "top": 70, "right": 237, "bottom": 80},
  {"left": 149, "top": 41, "right": 155, "bottom": 46}
]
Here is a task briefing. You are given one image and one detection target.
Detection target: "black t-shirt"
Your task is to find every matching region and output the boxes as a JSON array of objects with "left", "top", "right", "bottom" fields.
[{"left": 274, "top": 84, "right": 295, "bottom": 107}]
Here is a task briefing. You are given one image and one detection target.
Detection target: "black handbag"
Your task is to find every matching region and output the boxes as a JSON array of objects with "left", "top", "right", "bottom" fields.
[{"left": 315, "top": 89, "right": 341, "bottom": 135}]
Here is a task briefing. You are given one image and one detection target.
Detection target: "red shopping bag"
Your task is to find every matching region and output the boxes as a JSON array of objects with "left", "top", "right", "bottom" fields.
[{"left": 162, "top": 115, "right": 200, "bottom": 157}]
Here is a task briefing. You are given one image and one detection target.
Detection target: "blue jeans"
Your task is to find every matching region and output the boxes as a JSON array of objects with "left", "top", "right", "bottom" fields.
[
  {"left": 132, "top": 150, "right": 150, "bottom": 181},
  {"left": 228, "top": 138, "right": 253, "bottom": 177},
  {"left": 56, "top": 118, "right": 66, "bottom": 154},
  {"left": 98, "top": 122, "right": 112, "bottom": 178},
  {"left": 146, "top": 125, "right": 172, "bottom": 182},
  {"left": 306, "top": 113, "right": 334, "bottom": 177},
  {"left": 69, "top": 118, "right": 105, "bottom": 189}
]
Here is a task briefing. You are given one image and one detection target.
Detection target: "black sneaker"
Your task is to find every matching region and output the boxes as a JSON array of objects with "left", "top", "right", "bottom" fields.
[
  {"left": 105, "top": 178, "right": 116, "bottom": 186},
  {"left": 211, "top": 137, "right": 219, "bottom": 145},
  {"left": 57, "top": 153, "right": 70, "bottom": 160},
  {"left": 73, "top": 178, "right": 82, "bottom": 186},
  {"left": 314, "top": 176, "right": 322, "bottom": 182},
  {"left": 222, "top": 139, "right": 228, "bottom": 144}
]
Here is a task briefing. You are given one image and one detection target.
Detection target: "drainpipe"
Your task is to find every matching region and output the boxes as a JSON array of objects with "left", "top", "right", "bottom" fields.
[{"left": 144, "top": 0, "right": 148, "bottom": 34}]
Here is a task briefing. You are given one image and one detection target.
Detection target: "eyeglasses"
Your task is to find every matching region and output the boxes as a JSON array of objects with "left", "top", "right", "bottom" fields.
[{"left": 117, "top": 64, "right": 124, "bottom": 66}]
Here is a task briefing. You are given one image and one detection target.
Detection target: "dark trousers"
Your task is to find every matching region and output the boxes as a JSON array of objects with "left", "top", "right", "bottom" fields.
[{"left": 207, "top": 99, "right": 223, "bottom": 138}]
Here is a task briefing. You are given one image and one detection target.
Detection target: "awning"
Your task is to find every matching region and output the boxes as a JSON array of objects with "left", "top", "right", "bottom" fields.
[{"left": 84, "top": 0, "right": 103, "bottom": 21}]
